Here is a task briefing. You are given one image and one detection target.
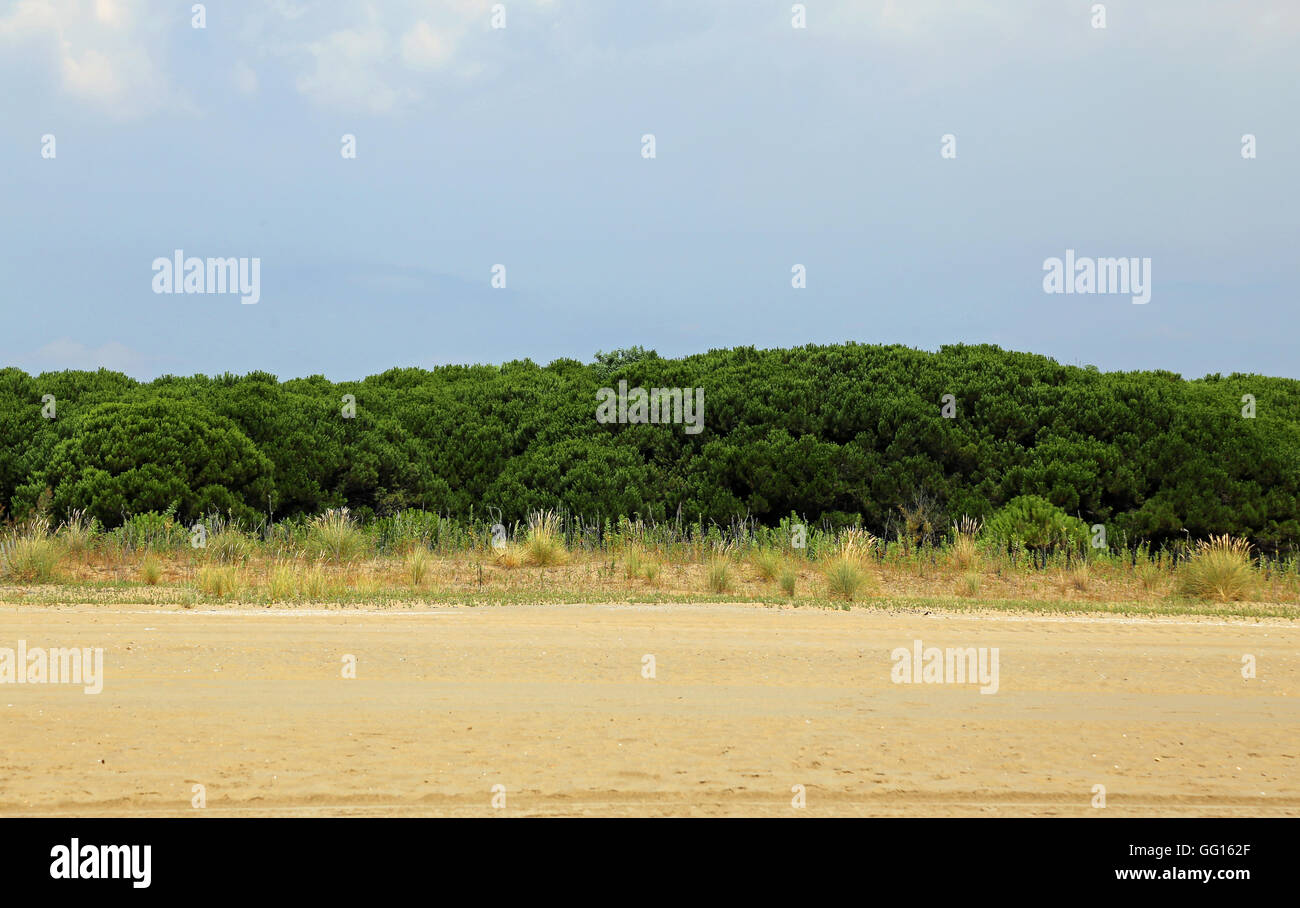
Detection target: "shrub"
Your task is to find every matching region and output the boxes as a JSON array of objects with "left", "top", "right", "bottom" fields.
[
  {"left": 955, "top": 572, "right": 981, "bottom": 598},
  {"left": 986, "top": 496, "right": 1089, "bottom": 562},
  {"left": 1178, "top": 535, "right": 1255, "bottom": 602}
]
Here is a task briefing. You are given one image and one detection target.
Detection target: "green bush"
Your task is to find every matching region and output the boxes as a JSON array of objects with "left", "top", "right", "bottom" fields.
[{"left": 986, "top": 496, "right": 1089, "bottom": 563}]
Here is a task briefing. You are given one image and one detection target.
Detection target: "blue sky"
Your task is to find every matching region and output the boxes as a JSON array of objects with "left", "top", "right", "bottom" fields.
[{"left": 1, "top": 0, "right": 1297, "bottom": 380}]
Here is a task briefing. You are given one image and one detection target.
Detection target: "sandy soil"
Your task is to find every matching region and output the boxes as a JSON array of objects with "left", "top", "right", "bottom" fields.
[{"left": 0, "top": 602, "right": 1296, "bottom": 817}]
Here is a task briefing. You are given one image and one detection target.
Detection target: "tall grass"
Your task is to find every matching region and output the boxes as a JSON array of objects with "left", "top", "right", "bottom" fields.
[
  {"left": 949, "top": 516, "right": 981, "bottom": 570},
  {"left": 57, "top": 509, "right": 98, "bottom": 556},
  {"left": 306, "top": 509, "right": 367, "bottom": 563},
  {"left": 196, "top": 565, "right": 241, "bottom": 598},
  {"left": 139, "top": 555, "right": 163, "bottom": 585},
  {"left": 779, "top": 566, "right": 798, "bottom": 598},
  {"left": 406, "top": 547, "right": 432, "bottom": 587},
  {"left": 823, "top": 555, "right": 873, "bottom": 601},
  {"left": 523, "top": 510, "right": 568, "bottom": 567},
  {"left": 752, "top": 549, "right": 783, "bottom": 582},
  {"left": 207, "top": 528, "right": 254, "bottom": 564},
  {"left": 1178, "top": 535, "right": 1255, "bottom": 602},
  {"left": 705, "top": 558, "right": 733, "bottom": 593},
  {"left": 0, "top": 524, "right": 62, "bottom": 583}
]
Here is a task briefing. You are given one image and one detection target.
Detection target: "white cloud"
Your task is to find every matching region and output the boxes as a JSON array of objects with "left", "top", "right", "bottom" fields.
[
  {"left": 0, "top": 0, "right": 184, "bottom": 117},
  {"left": 294, "top": 24, "right": 413, "bottom": 114},
  {"left": 400, "top": 21, "right": 455, "bottom": 71}
]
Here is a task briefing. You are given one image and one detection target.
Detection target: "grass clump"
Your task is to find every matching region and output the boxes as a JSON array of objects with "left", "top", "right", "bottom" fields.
[
  {"left": 752, "top": 548, "right": 783, "bottom": 582},
  {"left": 139, "top": 555, "right": 163, "bottom": 586},
  {"left": 196, "top": 564, "right": 241, "bottom": 598},
  {"left": 0, "top": 530, "right": 63, "bottom": 583},
  {"left": 949, "top": 517, "right": 982, "bottom": 571},
  {"left": 705, "top": 558, "right": 733, "bottom": 594},
  {"left": 406, "top": 547, "right": 432, "bottom": 587},
  {"left": 823, "top": 555, "right": 873, "bottom": 601},
  {"left": 57, "top": 509, "right": 98, "bottom": 557},
  {"left": 779, "top": 567, "right": 798, "bottom": 598},
  {"left": 1178, "top": 535, "right": 1255, "bottom": 602},
  {"left": 623, "top": 548, "right": 644, "bottom": 580},
  {"left": 642, "top": 560, "right": 661, "bottom": 586},
  {"left": 955, "top": 572, "right": 981, "bottom": 598},
  {"left": 305, "top": 508, "right": 367, "bottom": 564},
  {"left": 1064, "top": 564, "right": 1090, "bottom": 592},
  {"left": 206, "top": 528, "right": 254, "bottom": 564},
  {"left": 523, "top": 510, "right": 568, "bottom": 567}
]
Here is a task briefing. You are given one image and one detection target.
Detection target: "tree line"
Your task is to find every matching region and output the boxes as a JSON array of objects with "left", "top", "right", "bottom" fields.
[{"left": 2, "top": 342, "right": 1297, "bottom": 551}]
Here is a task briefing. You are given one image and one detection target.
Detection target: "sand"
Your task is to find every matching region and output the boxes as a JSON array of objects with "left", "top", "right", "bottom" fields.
[{"left": 0, "top": 602, "right": 1296, "bottom": 816}]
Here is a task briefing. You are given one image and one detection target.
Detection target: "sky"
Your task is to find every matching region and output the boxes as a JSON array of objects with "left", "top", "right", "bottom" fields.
[{"left": 0, "top": 0, "right": 1297, "bottom": 381}]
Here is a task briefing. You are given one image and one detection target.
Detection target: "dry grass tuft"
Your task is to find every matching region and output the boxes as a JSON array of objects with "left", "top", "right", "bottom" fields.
[{"left": 1178, "top": 535, "right": 1255, "bottom": 602}]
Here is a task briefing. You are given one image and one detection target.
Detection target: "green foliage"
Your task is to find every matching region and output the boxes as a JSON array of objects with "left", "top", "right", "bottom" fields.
[
  {"left": 985, "top": 495, "right": 1090, "bottom": 558},
  {"left": 2, "top": 344, "right": 1299, "bottom": 553}
]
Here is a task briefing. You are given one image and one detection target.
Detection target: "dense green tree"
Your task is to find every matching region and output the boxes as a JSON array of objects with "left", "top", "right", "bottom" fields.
[{"left": 1, "top": 344, "right": 1297, "bottom": 551}]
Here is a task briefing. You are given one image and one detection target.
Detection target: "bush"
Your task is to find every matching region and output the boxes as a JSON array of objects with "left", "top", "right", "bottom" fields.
[
  {"left": 986, "top": 496, "right": 1089, "bottom": 562},
  {"left": 1178, "top": 535, "right": 1255, "bottom": 602}
]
